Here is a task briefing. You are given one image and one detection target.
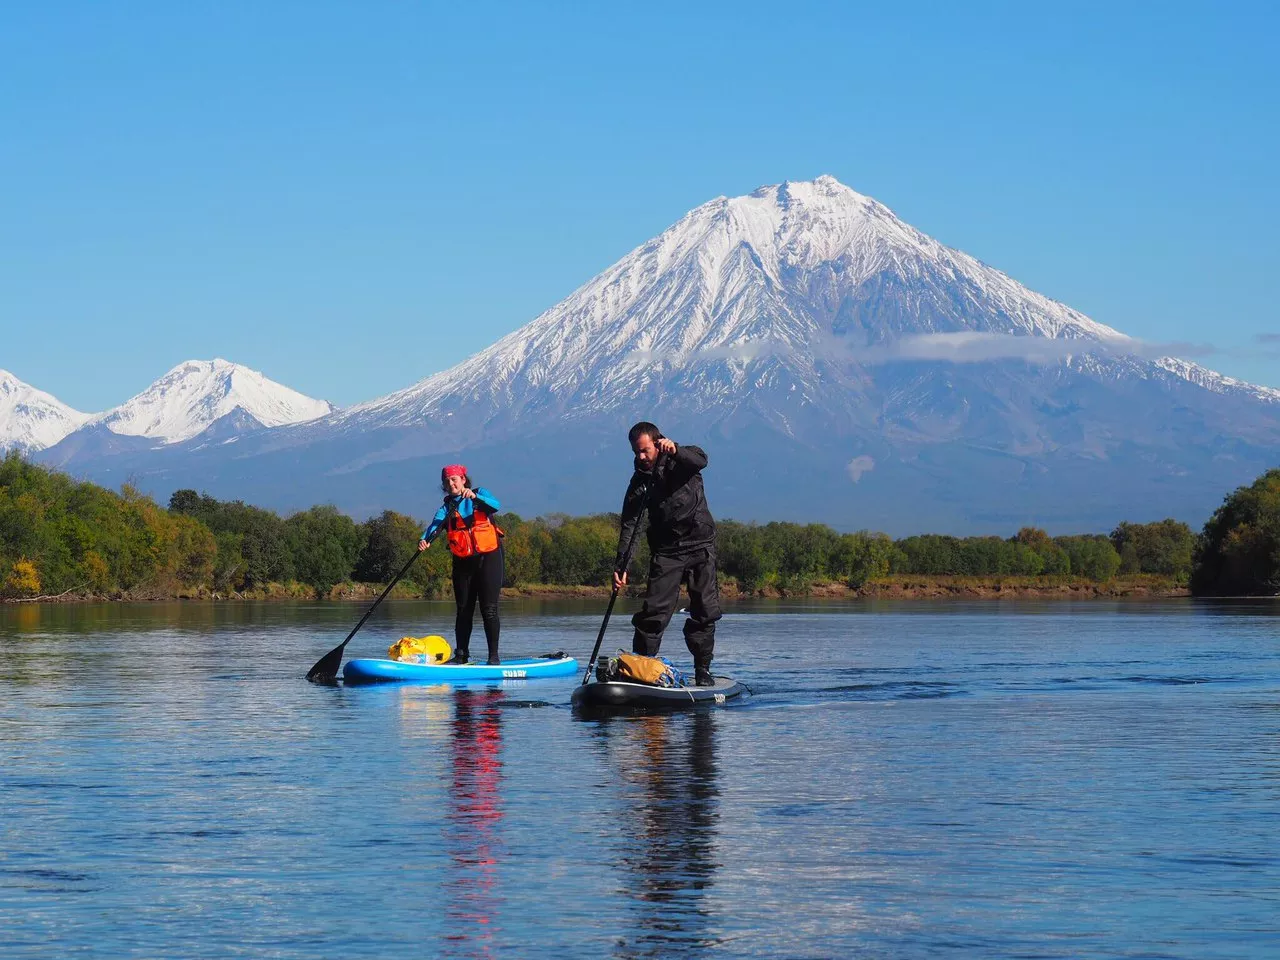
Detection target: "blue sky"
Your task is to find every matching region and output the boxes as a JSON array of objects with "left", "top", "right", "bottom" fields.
[{"left": 2, "top": 1, "right": 1277, "bottom": 410}]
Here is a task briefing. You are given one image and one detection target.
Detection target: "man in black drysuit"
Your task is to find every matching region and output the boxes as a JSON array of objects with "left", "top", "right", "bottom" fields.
[{"left": 612, "top": 421, "right": 722, "bottom": 686}]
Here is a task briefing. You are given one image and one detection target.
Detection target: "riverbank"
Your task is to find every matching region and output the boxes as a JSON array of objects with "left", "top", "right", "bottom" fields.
[
  {"left": 6, "top": 574, "right": 1188, "bottom": 604},
  {"left": 852, "top": 574, "right": 1189, "bottom": 599},
  {"left": 505, "top": 574, "right": 1190, "bottom": 600}
]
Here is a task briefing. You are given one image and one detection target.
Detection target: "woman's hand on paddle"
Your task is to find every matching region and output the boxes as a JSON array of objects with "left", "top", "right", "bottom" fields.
[
  {"left": 613, "top": 570, "right": 628, "bottom": 590},
  {"left": 418, "top": 538, "right": 430, "bottom": 552},
  {"left": 459, "top": 488, "right": 476, "bottom": 500}
]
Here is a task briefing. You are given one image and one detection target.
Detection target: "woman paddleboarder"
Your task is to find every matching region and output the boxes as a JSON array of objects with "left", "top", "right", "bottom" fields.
[{"left": 419, "top": 465, "right": 505, "bottom": 665}]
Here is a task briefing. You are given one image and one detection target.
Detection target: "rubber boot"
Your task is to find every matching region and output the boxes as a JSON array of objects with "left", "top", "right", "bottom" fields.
[
  {"left": 694, "top": 659, "right": 714, "bottom": 687},
  {"left": 448, "top": 649, "right": 470, "bottom": 665}
]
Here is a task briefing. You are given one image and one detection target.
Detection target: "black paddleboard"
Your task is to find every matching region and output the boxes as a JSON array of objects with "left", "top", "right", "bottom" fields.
[{"left": 571, "top": 676, "right": 745, "bottom": 712}]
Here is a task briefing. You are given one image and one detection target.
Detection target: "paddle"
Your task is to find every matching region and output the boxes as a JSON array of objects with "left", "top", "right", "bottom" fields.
[
  {"left": 305, "top": 549, "right": 422, "bottom": 684},
  {"left": 582, "top": 502, "right": 648, "bottom": 685}
]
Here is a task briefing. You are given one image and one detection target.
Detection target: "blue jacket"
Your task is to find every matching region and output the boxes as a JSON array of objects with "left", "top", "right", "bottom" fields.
[{"left": 421, "top": 488, "right": 501, "bottom": 542}]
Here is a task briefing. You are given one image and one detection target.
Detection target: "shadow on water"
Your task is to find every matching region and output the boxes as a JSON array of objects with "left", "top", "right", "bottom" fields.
[
  {"left": 441, "top": 688, "right": 507, "bottom": 960},
  {"left": 1191, "top": 597, "right": 1280, "bottom": 616},
  {"left": 588, "top": 712, "right": 724, "bottom": 959}
]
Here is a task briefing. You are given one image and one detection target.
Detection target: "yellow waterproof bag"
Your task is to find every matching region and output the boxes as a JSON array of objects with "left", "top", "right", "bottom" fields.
[
  {"left": 388, "top": 635, "right": 452, "bottom": 663},
  {"left": 614, "top": 652, "right": 680, "bottom": 687}
]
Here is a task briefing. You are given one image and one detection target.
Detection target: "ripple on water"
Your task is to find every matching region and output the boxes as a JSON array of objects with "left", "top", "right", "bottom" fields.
[{"left": 0, "top": 599, "right": 1277, "bottom": 958}]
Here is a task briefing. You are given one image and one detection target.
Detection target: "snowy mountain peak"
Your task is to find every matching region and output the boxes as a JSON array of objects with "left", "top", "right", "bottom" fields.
[
  {"left": 93, "top": 359, "right": 335, "bottom": 443},
  {"left": 342, "top": 175, "right": 1137, "bottom": 429},
  {"left": 0, "top": 370, "right": 91, "bottom": 454}
]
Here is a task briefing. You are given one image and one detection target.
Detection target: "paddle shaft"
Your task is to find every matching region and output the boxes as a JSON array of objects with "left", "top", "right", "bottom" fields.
[
  {"left": 341, "top": 549, "right": 420, "bottom": 646},
  {"left": 305, "top": 547, "right": 422, "bottom": 682},
  {"left": 582, "top": 504, "right": 648, "bottom": 684}
]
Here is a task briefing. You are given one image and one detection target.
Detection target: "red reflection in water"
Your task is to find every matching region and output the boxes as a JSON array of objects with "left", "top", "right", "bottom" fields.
[{"left": 443, "top": 688, "right": 506, "bottom": 959}]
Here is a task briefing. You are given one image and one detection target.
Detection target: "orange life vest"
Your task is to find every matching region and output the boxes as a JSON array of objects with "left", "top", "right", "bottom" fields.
[{"left": 446, "top": 507, "right": 503, "bottom": 558}]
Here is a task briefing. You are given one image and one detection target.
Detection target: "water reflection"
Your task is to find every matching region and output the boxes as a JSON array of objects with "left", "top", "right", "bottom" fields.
[
  {"left": 442, "top": 688, "right": 507, "bottom": 959},
  {"left": 595, "top": 712, "right": 722, "bottom": 958}
]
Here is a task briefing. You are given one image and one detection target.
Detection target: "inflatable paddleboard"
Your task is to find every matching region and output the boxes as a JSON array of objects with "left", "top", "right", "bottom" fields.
[
  {"left": 344, "top": 655, "right": 578, "bottom": 685},
  {"left": 571, "top": 675, "right": 746, "bottom": 712}
]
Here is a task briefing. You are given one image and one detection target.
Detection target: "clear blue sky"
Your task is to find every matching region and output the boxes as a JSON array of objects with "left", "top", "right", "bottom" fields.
[{"left": 2, "top": 1, "right": 1277, "bottom": 410}]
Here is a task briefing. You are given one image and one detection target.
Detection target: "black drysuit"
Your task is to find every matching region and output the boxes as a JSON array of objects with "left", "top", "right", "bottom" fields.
[{"left": 615, "top": 444, "right": 721, "bottom": 667}]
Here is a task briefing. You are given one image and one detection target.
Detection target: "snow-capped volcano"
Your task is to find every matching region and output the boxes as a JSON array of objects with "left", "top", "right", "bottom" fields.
[
  {"left": 91, "top": 359, "right": 334, "bottom": 443},
  {"left": 340, "top": 174, "right": 1275, "bottom": 437},
  {"left": 0, "top": 370, "right": 91, "bottom": 453}
]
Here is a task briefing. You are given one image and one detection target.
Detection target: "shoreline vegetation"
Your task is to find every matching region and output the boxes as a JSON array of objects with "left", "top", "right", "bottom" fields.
[
  {"left": 0, "top": 574, "right": 1193, "bottom": 604},
  {"left": 1, "top": 453, "right": 1276, "bottom": 604}
]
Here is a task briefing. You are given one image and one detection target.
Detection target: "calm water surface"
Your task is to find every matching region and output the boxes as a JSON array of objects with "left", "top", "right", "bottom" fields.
[{"left": 2, "top": 598, "right": 1278, "bottom": 958}]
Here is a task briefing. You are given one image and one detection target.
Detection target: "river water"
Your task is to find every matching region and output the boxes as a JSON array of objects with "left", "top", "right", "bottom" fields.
[{"left": 2, "top": 598, "right": 1277, "bottom": 958}]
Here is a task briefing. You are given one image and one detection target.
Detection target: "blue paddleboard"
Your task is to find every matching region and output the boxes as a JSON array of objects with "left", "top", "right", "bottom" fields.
[{"left": 343, "top": 655, "right": 578, "bottom": 685}]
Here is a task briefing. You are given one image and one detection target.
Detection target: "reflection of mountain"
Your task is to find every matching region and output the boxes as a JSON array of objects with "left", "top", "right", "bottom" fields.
[
  {"left": 599, "top": 713, "right": 721, "bottom": 958},
  {"left": 443, "top": 688, "right": 506, "bottom": 958}
]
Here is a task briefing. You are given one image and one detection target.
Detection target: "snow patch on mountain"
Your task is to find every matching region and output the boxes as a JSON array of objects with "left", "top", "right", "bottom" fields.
[
  {"left": 1152, "top": 357, "right": 1280, "bottom": 403},
  {"left": 0, "top": 370, "right": 92, "bottom": 453},
  {"left": 92, "top": 359, "right": 335, "bottom": 443}
]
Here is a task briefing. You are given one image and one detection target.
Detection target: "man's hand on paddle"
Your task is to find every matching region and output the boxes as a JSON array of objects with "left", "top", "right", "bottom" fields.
[
  {"left": 655, "top": 437, "right": 677, "bottom": 456},
  {"left": 613, "top": 569, "right": 628, "bottom": 590},
  {"left": 418, "top": 539, "right": 430, "bottom": 552}
]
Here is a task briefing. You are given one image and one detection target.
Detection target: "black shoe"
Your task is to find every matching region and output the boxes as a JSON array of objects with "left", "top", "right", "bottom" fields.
[
  {"left": 695, "top": 668, "right": 715, "bottom": 687},
  {"left": 447, "top": 653, "right": 470, "bottom": 665},
  {"left": 487, "top": 656, "right": 500, "bottom": 666}
]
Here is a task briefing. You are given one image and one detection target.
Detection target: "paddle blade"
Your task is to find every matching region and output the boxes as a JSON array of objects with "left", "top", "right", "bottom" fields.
[{"left": 306, "top": 643, "right": 346, "bottom": 684}]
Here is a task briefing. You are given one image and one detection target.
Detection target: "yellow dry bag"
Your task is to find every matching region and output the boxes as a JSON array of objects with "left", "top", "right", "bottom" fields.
[{"left": 388, "top": 635, "right": 452, "bottom": 663}]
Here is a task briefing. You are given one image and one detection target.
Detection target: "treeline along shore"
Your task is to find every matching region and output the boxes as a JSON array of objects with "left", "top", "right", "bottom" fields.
[{"left": 0, "top": 453, "right": 1276, "bottom": 602}]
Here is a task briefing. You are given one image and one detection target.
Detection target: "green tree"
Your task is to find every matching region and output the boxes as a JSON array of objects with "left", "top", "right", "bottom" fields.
[
  {"left": 716, "top": 521, "right": 771, "bottom": 592},
  {"left": 354, "top": 510, "right": 423, "bottom": 583},
  {"left": 284, "top": 505, "right": 362, "bottom": 593},
  {"left": 210, "top": 531, "right": 246, "bottom": 591},
  {"left": 896, "top": 535, "right": 963, "bottom": 575},
  {"left": 170, "top": 490, "right": 293, "bottom": 587},
  {"left": 540, "top": 515, "right": 617, "bottom": 585},
  {"left": 173, "top": 515, "right": 217, "bottom": 587},
  {"left": 830, "top": 531, "right": 896, "bottom": 587},
  {"left": 1110, "top": 519, "right": 1195, "bottom": 579},
  {"left": 1054, "top": 535, "right": 1122, "bottom": 581},
  {"left": 497, "top": 513, "right": 546, "bottom": 586},
  {"left": 775, "top": 522, "right": 839, "bottom": 590},
  {"left": 1013, "top": 527, "right": 1069, "bottom": 576},
  {"left": 1191, "top": 469, "right": 1280, "bottom": 596}
]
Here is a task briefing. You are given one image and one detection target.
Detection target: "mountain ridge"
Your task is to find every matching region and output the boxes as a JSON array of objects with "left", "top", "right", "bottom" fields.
[
  {"left": 3, "top": 359, "right": 335, "bottom": 454},
  {"left": 89, "top": 359, "right": 335, "bottom": 444}
]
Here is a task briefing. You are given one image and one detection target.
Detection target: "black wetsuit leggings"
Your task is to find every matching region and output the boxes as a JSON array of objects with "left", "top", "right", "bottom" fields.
[{"left": 451, "top": 545, "right": 504, "bottom": 661}]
